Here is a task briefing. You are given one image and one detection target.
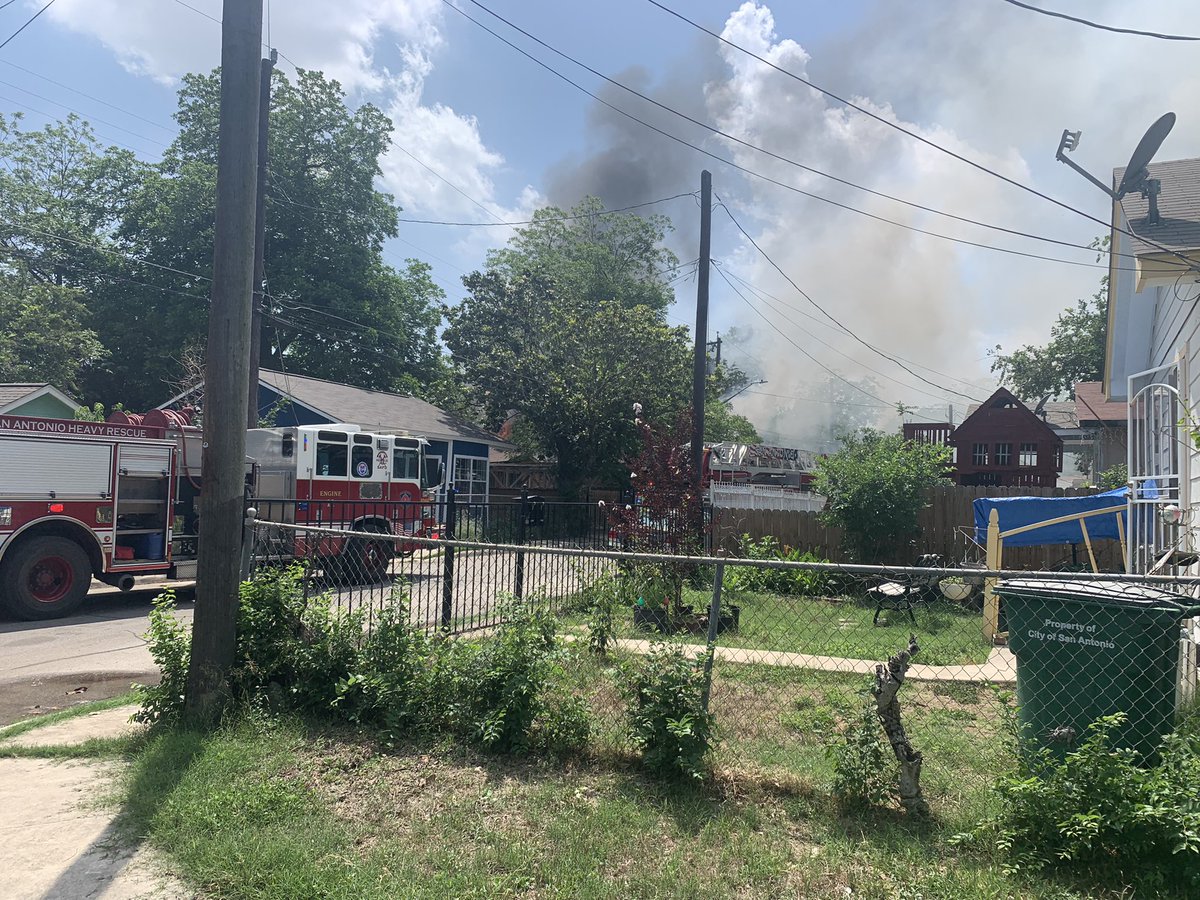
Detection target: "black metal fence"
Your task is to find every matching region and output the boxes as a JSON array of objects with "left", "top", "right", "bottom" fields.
[{"left": 249, "top": 505, "right": 1200, "bottom": 800}]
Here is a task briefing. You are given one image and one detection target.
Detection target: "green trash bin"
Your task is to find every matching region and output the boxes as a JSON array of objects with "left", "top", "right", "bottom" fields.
[{"left": 999, "top": 578, "right": 1200, "bottom": 759}]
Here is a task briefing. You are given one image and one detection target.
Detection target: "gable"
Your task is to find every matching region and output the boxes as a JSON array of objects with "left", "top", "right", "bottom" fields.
[
  {"left": 0, "top": 383, "right": 79, "bottom": 417},
  {"left": 951, "top": 388, "right": 1061, "bottom": 445}
]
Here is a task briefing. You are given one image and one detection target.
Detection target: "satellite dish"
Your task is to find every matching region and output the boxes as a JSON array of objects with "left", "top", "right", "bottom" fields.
[{"left": 1116, "top": 112, "right": 1176, "bottom": 198}]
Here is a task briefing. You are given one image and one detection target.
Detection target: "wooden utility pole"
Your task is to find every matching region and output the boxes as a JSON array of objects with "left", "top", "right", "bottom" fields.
[
  {"left": 186, "top": 0, "right": 263, "bottom": 721},
  {"left": 690, "top": 170, "right": 712, "bottom": 488},
  {"left": 247, "top": 51, "right": 276, "bottom": 429}
]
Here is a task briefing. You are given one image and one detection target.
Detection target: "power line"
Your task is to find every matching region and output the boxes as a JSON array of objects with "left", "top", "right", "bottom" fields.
[
  {"left": 0, "top": 0, "right": 57, "bottom": 53},
  {"left": 0, "top": 60, "right": 177, "bottom": 132},
  {"left": 717, "top": 197, "right": 985, "bottom": 403},
  {"left": 0, "top": 78, "right": 171, "bottom": 148},
  {"left": 394, "top": 143, "right": 507, "bottom": 225},
  {"left": 643, "top": 0, "right": 1199, "bottom": 272},
  {"left": 720, "top": 267, "right": 998, "bottom": 395},
  {"left": 462, "top": 0, "right": 1138, "bottom": 264},
  {"left": 715, "top": 264, "right": 896, "bottom": 407},
  {"left": 997, "top": 0, "right": 1200, "bottom": 41},
  {"left": 744, "top": 388, "right": 889, "bottom": 410},
  {"left": 445, "top": 0, "right": 1152, "bottom": 273},
  {"left": 714, "top": 262, "right": 969, "bottom": 405}
]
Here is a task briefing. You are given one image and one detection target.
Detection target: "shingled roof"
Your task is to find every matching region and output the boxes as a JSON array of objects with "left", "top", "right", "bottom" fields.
[
  {"left": 258, "top": 370, "right": 506, "bottom": 447},
  {"left": 1114, "top": 156, "right": 1200, "bottom": 256}
]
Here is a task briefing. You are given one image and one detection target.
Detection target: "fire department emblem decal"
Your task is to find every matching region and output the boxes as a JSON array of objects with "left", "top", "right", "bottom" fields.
[
  {"left": 355, "top": 460, "right": 370, "bottom": 477},
  {"left": 376, "top": 450, "right": 388, "bottom": 470}
]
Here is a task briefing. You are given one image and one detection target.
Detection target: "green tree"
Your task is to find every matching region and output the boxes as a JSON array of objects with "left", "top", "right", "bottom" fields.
[
  {"left": 814, "top": 429, "right": 951, "bottom": 563},
  {"left": 486, "top": 196, "right": 679, "bottom": 312},
  {"left": 0, "top": 261, "right": 105, "bottom": 395},
  {"left": 703, "top": 361, "right": 762, "bottom": 443},
  {"left": 82, "top": 68, "right": 442, "bottom": 407},
  {"left": 444, "top": 270, "right": 690, "bottom": 494},
  {"left": 990, "top": 239, "right": 1108, "bottom": 400}
]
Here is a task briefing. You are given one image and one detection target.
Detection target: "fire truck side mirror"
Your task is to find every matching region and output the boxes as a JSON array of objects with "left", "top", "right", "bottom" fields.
[{"left": 282, "top": 434, "right": 294, "bottom": 458}]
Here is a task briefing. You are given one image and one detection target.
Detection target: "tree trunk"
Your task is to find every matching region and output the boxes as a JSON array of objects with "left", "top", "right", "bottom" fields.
[{"left": 874, "top": 634, "right": 929, "bottom": 816}]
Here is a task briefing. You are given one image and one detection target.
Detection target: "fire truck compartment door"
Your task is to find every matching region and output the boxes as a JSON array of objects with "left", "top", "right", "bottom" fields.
[
  {"left": 118, "top": 444, "right": 172, "bottom": 477},
  {"left": 0, "top": 439, "right": 113, "bottom": 498}
]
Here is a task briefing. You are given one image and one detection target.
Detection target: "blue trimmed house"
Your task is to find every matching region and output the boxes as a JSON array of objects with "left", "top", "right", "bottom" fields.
[{"left": 161, "top": 369, "right": 508, "bottom": 507}]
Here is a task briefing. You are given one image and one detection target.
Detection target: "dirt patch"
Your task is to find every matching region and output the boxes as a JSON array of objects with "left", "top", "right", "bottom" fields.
[{"left": 0, "top": 672, "right": 153, "bottom": 727}]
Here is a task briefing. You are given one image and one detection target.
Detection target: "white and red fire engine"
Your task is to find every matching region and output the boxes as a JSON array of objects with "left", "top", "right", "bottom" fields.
[{"left": 0, "top": 411, "right": 443, "bottom": 620}]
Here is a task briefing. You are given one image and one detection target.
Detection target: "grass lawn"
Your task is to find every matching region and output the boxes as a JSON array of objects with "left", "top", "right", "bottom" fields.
[
  {"left": 114, "top": 716, "right": 1117, "bottom": 899},
  {"left": 556, "top": 649, "right": 1012, "bottom": 809},
  {"left": 565, "top": 588, "right": 993, "bottom": 666}
]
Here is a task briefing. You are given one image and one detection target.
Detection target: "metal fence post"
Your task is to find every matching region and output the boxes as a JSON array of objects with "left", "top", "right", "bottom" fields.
[
  {"left": 514, "top": 488, "right": 528, "bottom": 600},
  {"left": 700, "top": 561, "right": 724, "bottom": 713},
  {"left": 239, "top": 506, "right": 258, "bottom": 581},
  {"left": 440, "top": 488, "right": 457, "bottom": 631}
]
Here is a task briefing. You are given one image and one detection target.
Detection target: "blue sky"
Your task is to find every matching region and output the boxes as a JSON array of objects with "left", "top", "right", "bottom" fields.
[{"left": 5, "top": 0, "right": 1200, "bottom": 447}]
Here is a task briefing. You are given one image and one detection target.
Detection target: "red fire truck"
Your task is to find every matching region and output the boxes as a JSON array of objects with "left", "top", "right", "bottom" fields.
[{"left": 0, "top": 412, "right": 443, "bottom": 620}]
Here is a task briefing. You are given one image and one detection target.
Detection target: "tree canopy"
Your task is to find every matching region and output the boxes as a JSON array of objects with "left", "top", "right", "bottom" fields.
[
  {"left": 444, "top": 269, "right": 691, "bottom": 494},
  {"left": 0, "top": 70, "right": 444, "bottom": 409}
]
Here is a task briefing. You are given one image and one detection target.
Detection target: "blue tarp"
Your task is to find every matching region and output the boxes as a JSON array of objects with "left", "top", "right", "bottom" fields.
[{"left": 973, "top": 487, "right": 1129, "bottom": 548}]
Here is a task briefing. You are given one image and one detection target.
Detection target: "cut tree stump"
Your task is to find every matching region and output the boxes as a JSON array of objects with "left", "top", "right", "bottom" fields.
[{"left": 874, "top": 633, "right": 929, "bottom": 816}]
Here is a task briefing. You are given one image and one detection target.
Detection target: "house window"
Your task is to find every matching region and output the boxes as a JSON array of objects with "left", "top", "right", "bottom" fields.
[
  {"left": 453, "top": 456, "right": 489, "bottom": 508},
  {"left": 972, "top": 443, "right": 988, "bottom": 466},
  {"left": 995, "top": 443, "right": 1012, "bottom": 466},
  {"left": 1019, "top": 442, "right": 1038, "bottom": 467}
]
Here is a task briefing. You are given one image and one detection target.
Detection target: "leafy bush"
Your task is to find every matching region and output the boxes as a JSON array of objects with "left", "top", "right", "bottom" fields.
[
  {"left": 333, "top": 603, "right": 431, "bottom": 735},
  {"left": 814, "top": 429, "right": 951, "bottom": 563},
  {"left": 440, "top": 600, "right": 559, "bottom": 753},
  {"left": 829, "top": 702, "right": 893, "bottom": 810},
  {"left": 724, "top": 534, "right": 834, "bottom": 596},
  {"left": 958, "top": 714, "right": 1200, "bottom": 892},
  {"left": 623, "top": 642, "right": 715, "bottom": 780},
  {"left": 233, "top": 566, "right": 364, "bottom": 712},
  {"left": 134, "top": 590, "right": 191, "bottom": 725},
  {"left": 581, "top": 573, "right": 621, "bottom": 655}
]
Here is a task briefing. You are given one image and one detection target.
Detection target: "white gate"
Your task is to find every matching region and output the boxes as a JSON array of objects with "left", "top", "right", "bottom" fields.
[{"left": 1127, "top": 363, "right": 1190, "bottom": 574}]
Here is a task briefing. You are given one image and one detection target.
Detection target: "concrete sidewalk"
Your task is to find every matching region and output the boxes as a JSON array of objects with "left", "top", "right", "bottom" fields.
[{"left": 0, "top": 705, "right": 192, "bottom": 900}]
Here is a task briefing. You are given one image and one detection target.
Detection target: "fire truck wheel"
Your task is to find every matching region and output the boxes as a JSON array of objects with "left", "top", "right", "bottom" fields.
[
  {"left": 343, "top": 528, "right": 393, "bottom": 585},
  {"left": 1, "top": 536, "right": 92, "bottom": 620}
]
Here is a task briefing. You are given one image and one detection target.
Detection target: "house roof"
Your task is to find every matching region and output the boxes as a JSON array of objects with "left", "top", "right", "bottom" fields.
[
  {"left": 1073, "top": 381, "right": 1126, "bottom": 424},
  {"left": 0, "top": 383, "right": 79, "bottom": 414},
  {"left": 963, "top": 398, "right": 1077, "bottom": 431},
  {"left": 954, "top": 387, "right": 1062, "bottom": 444},
  {"left": 257, "top": 370, "right": 507, "bottom": 448},
  {"left": 1114, "top": 156, "right": 1200, "bottom": 256}
]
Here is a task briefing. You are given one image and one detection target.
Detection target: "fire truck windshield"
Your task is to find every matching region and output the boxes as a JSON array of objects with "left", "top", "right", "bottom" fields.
[{"left": 392, "top": 447, "right": 419, "bottom": 480}]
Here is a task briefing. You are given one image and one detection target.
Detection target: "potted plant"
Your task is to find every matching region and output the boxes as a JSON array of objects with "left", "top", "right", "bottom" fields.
[{"left": 939, "top": 576, "right": 973, "bottom": 602}]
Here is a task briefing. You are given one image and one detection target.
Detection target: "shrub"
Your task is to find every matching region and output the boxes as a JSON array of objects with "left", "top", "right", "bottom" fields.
[
  {"left": 724, "top": 534, "right": 833, "bottom": 596},
  {"left": 233, "top": 566, "right": 364, "bottom": 712},
  {"left": 623, "top": 642, "right": 715, "bottom": 780},
  {"left": 441, "top": 599, "right": 559, "bottom": 753},
  {"left": 958, "top": 714, "right": 1200, "bottom": 892},
  {"left": 829, "top": 702, "right": 894, "bottom": 810},
  {"left": 133, "top": 590, "right": 191, "bottom": 725},
  {"left": 532, "top": 678, "right": 593, "bottom": 758},
  {"left": 333, "top": 602, "right": 431, "bottom": 735},
  {"left": 581, "top": 573, "right": 621, "bottom": 655}
]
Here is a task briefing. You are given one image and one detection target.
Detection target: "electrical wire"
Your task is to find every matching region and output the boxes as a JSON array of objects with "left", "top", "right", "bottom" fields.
[
  {"left": 643, "top": 0, "right": 1200, "bottom": 273},
  {"left": 717, "top": 197, "right": 985, "bottom": 403},
  {"left": 462, "top": 0, "right": 1146, "bottom": 264},
  {"left": 720, "top": 267, "right": 999, "bottom": 395},
  {"left": 0, "top": 0, "right": 57, "bottom": 53},
  {"left": 743, "top": 388, "right": 889, "bottom": 410},
  {"left": 996, "top": 0, "right": 1200, "bottom": 41},
  {"left": 444, "top": 0, "right": 1151, "bottom": 273},
  {"left": 715, "top": 265, "right": 896, "bottom": 407},
  {"left": 0, "top": 78, "right": 171, "bottom": 148},
  {"left": 0, "top": 60, "right": 176, "bottom": 132},
  {"left": 713, "top": 262, "right": 973, "bottom": 405},
  {"left": 394, "top": 143, "right": 507, "bottom": 225}
]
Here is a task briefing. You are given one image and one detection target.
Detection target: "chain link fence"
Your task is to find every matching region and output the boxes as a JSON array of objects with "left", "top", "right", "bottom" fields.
[{"left": 248, "top": 505, "right": 1200, "bottom": 798}]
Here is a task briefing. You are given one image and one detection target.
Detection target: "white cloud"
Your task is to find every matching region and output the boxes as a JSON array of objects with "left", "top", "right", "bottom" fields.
[{"left": 42, "top": 0, "right": 536, "bottom": 225}]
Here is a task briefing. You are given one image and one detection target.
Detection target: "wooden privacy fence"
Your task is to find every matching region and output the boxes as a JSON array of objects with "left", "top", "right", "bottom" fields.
[{"left": 712, "top": 484, "right": 1124, "bottom": 569}]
